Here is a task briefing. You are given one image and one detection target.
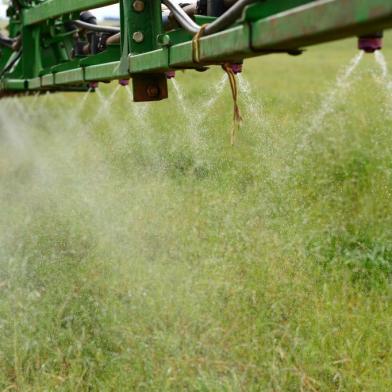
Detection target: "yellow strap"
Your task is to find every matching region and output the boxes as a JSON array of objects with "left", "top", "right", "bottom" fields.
[
  {"left": 222, "top": 63, "right": 242, "bottom": 145},
  {"left": 192, "top": 27, "right": 242, "bottom": 145},
  {"left": 192, "top": 24, "right": 208, "bottom": 64}
]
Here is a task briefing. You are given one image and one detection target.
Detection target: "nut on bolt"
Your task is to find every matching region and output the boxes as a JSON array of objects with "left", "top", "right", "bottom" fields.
[
  {"left": 133, "top": 0, "right": 145, "bottom": 12},
  {"left": 146, "top": 85, "right": 159, "bottom": 98},
  {"left": 132, "top": 31, "right": 144, "bottom": 43},
  {"left": 157, "top": 34, "right": 171, "bottom": 46}
]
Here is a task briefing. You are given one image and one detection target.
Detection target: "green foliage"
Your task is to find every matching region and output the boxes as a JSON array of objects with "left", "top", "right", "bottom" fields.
[{"left": 0, "top": 37, "right": 391, "bottom": 391}]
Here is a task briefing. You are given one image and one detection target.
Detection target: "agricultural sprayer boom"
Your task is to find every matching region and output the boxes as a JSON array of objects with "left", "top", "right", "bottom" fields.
[{"left": 0, "top": 0, "right": 391, "bottom": 101}]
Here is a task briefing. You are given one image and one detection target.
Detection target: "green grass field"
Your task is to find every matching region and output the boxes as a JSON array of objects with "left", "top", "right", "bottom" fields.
[{"left": 0, "top": 36, "right": 391, "bottom": 391}]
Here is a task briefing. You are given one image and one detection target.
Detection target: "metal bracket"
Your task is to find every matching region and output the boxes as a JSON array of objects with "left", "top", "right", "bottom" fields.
[
  {"left": 132, "top": 73, "right": 168, "bottom": 101},
  {"left": 121, "top": 0, "right": 168, "bottom": 101}
]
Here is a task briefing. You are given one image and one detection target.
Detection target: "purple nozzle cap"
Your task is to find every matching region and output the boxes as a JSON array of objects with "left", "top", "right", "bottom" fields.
[
  {"left": 358, "top": 37, "right": 383, "bottom": 53},
  {"left": 89, "top": 81, "right": 99, "bottom": 89},
  {"left": 166, "top": 70, "right": 176, "bottom": 79},
  {"left": 230, "top": 63, "right": 243, "bottom": 74},
  {"left": 119, "top": 79, "right": 129, "bottom": 86}
]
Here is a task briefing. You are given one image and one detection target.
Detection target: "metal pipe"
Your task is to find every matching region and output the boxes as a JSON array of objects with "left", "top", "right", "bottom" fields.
[
  {"left": 73, "top": 0, "right": 255, "bottom": 38},
  {"left": 165, "top": 3, "right": 197, "bottom": 31},
  {"left": 162, "top": 0, "right": 201, "bottom": 34},
  {"left": 73, "top": 20, "right": 120, "bottom": 34},
  {"left": 163, "top": 0, "right": 258, "bottom": 36}
]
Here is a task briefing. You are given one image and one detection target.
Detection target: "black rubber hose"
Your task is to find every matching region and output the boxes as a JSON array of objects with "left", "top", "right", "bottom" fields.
[{"left": 73, "top": 20, "right": 120, "bottom": 34}]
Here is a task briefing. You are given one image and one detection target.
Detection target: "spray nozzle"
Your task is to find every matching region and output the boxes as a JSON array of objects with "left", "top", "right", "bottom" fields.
[
  {"left": 358, "top": 32, "right": 383, "bottom": 53},
  {"left": 166, "top": 70, "right": 176, "bottom": 79},
  {"left": 229, "top": 63, "right": 243, "bottom": 74}
]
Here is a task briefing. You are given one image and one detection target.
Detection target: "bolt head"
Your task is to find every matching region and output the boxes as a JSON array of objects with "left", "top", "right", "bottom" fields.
[
  {"left": 132, "top": 31, "right": 144, "bottom": 43},
  {"left": 157, "top": 34, "right": 171, "bottom": 47},
  {"left": 146, "top": 85, "right": 159, "bottom": 98},
  {"left": 132, "top": 0, "right": 145, "bottom": 12}
]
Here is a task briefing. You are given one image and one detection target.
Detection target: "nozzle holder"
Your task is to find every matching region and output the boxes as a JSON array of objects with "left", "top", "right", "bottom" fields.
[
  {"left": 358, "top": 32, "right": 383, "bottom": 53},
  {"left": 230, "top": 63, "right": 243, "bottom": 74}
]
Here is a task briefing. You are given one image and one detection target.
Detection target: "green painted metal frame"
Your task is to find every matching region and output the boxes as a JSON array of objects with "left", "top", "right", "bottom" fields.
[
  {"left": 1, "top": 0, "right": 392, "bottom": 97},
  {"left": 23, "top": 0, "right": 118, "bottom": 25},
  {"left": 250, "top": 0, "right": 392, "bottom": 51}
]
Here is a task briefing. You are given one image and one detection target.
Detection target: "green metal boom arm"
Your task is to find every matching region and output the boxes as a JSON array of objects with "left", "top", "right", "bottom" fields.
[{"left": 0, "top": 0, "right": 391, "bottom": 100}]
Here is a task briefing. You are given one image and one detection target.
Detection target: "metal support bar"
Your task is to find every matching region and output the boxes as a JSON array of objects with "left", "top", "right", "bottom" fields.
[
  {"left": 23, "top": 0, "right": 118, "bottom": 25},
  {"left": 123, "top": 0, "right": 168, "bottom": 101},
  {"left": 1, "top": 0, "right": 391, "bottom": 98},
  {"left": 21, "top": 25, "right": 42, "bottom": 78},
  {"left": 251, "top": 0, "right": 392, "bottom": 51}
]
